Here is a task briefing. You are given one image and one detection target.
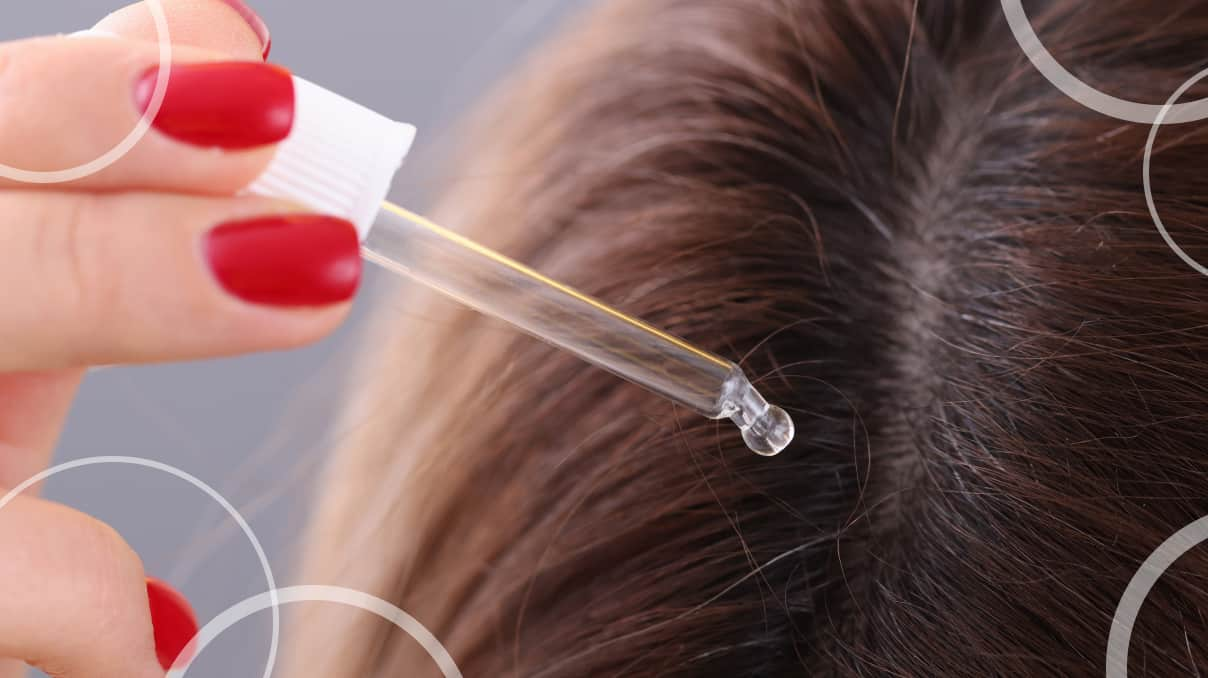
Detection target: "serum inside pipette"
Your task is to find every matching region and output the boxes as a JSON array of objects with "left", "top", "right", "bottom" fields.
[{"left": 364, "top": 203, "right": 796, "bottom": 456}]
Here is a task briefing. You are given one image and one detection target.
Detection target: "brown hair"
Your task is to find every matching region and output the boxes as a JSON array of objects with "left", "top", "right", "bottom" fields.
[{"left": 289, "top": 1, "right": 1208, "bottom": 675}]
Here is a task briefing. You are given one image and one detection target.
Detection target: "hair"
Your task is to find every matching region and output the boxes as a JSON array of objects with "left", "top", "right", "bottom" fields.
[{"left": 287, "top": 1, "right": 1208, "bottom": 675}]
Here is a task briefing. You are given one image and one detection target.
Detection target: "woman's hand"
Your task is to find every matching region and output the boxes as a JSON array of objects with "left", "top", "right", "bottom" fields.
[{"left": 0, "top": 2, "right": 350, "bottom": 676}]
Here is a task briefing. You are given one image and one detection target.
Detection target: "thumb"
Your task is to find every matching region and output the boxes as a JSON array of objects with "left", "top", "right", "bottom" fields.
[{"left": 93, "top": 0, "right": 271, "bottom": 61}]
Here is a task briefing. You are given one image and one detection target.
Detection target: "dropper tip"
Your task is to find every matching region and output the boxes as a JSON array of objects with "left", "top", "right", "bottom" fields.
[{"left": 741, "top": 405, "right": 795, "bottom": 456}]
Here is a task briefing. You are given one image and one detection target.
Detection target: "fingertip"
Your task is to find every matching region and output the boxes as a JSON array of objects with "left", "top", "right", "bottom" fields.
[
  {"left": 214, "top": 0, "right": 272, "bottom": 60},
  {"left": 0, "top": 499, "right": 165, "bottom": 678},
  {"left": 94, "top": 0, "right": 269, "bottom": 62},
  {"left": 242, "top": 300, "right": 358, "bottom": 353},
  {"left": 202, "top": 214, "right": 362, "bottom": 308}
]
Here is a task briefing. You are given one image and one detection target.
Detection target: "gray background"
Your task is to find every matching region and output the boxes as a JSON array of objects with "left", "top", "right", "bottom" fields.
[{"left": 1, "top": 1, "right": 590, "bottom": 674}]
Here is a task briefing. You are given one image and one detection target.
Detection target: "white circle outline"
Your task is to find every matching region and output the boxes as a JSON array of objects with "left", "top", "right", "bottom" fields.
[
  {"left": 0, "top": 1, "right": 172, "bottom": 183},
  {"left": 1000, "top": 0, "right": 1208, "bottom": 124},
  {"left": 0, "top": 456, "right": 281, "bottom": 678},
  {"left": 169, "top": 585, "right": 464, "bottom": 678},
  {"left": 1143, "top": 66, "right": 1208, "bottom": 278},
  {"left": 1106, "top": 514, "right": 1208, "bottom": 677}
]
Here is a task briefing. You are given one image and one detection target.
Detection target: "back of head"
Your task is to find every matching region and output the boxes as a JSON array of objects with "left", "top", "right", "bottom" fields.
[{"left": 290, "top": 1, "right": 1208, "bottom": 675}]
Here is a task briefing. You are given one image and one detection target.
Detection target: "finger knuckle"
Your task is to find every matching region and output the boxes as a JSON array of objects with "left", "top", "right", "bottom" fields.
[{"left": 37, "top": 195, "right": 116, "bottom": 345}]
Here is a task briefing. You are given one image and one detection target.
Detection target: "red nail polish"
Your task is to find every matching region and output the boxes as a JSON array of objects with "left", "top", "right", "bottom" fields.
[
  {"left": 203, "top": 215, "right": 362, "bottom": 307},
  {"left": 146, "top": 578, "right": 199, "bottom": 671},
  {"left": 216, "top": 0, "right": 272, "bottom": 59},
  {"left": 134, "top": 62, "right": 294, "bottom": 150}
]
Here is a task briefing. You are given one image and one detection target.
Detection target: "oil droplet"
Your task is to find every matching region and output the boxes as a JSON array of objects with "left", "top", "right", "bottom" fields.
[{"left": 740, "top": 404, "right": 794, "bottom": 456}]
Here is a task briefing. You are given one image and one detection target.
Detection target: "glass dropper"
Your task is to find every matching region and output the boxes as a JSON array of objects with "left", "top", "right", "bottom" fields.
[
  {"left": 361, "top": 203, "right": 795, "bottom": 456},
  {"left": 245, "top": 74, "right": 794, "bottom": 455}
]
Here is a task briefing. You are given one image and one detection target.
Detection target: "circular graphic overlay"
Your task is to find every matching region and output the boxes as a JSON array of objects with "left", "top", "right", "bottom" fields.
[
  {"left": 0, "top": 456, "right": 281, "bottom": 678},
  {"left": 1106, "top": 513, "right": 1208, "bottom": 676},
  {"left": 0, "top": 1, "right": 172, "bottom": 183},
  {"left": 1143, "top": 66, "right": 1208, "bottom": 277},
  {"left": 1000, "top": 0, "right": 1208, "bottom": 124},
  {"left": 171, "top": 586, "right": 463, "bottom": 678}
]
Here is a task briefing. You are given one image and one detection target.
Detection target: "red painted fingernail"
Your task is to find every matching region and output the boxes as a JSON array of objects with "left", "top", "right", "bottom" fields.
[
  {"left": 216, "top": 0, "right": 272, "bottom": 59},
  {"left": 203, "top": 215, "right": 362, "bottom": 307},
  {"left": 146, "top": 578, "right": 199, "bottom": 671},
  {"left": 134, "top": 62, "right": 294, "bottom": 150}
]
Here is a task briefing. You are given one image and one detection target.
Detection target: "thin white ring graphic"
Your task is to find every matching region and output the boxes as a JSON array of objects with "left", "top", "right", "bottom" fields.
[
  {"left": 1000, "top": 0, "right": 1208, "bottom": 124},
  {"left": 169, "top": 585, "right": 464, "bottom": 678},
  {"left": 1004, "top": 8, "right": 1208, "bottom": 667},
  {"left": 1106, "top": 514, "right": 1208, "bottom": 677},
  {"left": 0, "top": 1, "right": 172, "bottom": 183},
  {"left": 0, "top": 456, "right": 280, "bottom": 678},
  {"left": 1143, "top": 66, "right": 1208, "bottom": 278}
]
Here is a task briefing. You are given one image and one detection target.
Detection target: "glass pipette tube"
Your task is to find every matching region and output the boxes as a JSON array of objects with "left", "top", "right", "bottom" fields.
[{"left": 361, "top": 202, "right": 795, "bottom": 456}]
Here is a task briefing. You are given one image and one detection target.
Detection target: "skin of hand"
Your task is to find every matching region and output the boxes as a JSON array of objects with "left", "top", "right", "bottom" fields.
[{"left": 0, "top": 2, "right": 354, "bottom": 676}]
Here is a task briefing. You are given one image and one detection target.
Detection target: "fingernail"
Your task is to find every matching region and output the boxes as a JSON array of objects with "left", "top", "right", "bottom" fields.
[
  {"left": 146, "top": 578, "right": 199, "bottom": 671},
  {"left": 134, "top": 62, "right": 294, "bottom": 150},
  {"left": 216, "top": 0, "right": 272, "bottom": 59},
  {"left": 203, "top": 215, "right": 362, "bottom": 307}
]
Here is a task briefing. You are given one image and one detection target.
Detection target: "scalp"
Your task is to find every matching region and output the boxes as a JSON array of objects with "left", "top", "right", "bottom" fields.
[{"left": 291, "top": 2, "right": 1208, "bottom": 676}]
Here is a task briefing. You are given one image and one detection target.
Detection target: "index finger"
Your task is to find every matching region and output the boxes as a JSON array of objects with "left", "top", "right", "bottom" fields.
[{"left": 0, "top": 35, "right": 288, "bottom": 193}]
